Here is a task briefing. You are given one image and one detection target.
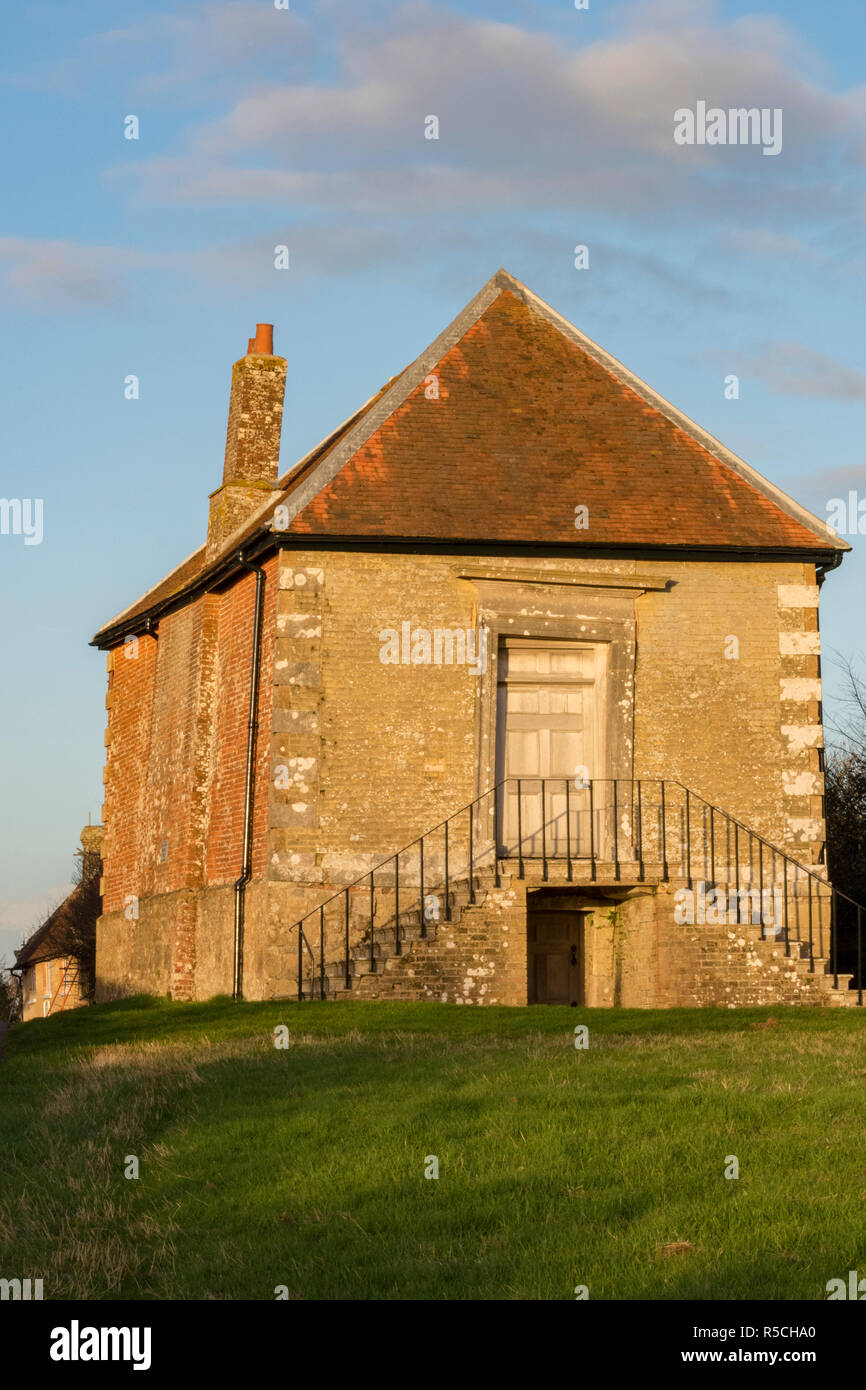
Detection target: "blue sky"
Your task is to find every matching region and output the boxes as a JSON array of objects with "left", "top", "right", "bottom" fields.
[{"left": 2, "top": 0, "right": 865, "bottom": 960}]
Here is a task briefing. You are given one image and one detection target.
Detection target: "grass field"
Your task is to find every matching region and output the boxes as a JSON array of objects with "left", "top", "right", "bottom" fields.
[{"left": 2, "top": 997, "right": 865, "bottom": 1301}]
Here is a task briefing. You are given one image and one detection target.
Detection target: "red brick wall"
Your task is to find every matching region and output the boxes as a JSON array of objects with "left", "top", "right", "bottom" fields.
[
  {"left": 102, "top": 554, "right": 276, "bottom": 918},
  {"left": 143, "top": 604, "right": 207, "bottom": 898},
  {"left": 252, "top": 556, "right": 277, "bottom": 878},
  {"left": 102, "top": 633, "right": 158, "bottom": 914},
  {"left": 205, "top": 556, "right": 276, "bottom": 884}
]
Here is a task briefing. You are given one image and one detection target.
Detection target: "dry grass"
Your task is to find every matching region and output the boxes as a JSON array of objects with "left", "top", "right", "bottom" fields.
[{"left": 1, "top": 1039, "right": 216, "bottom": 1297}]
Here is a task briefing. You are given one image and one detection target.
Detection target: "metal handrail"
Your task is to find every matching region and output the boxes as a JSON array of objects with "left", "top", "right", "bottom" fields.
[
  {"left": 668, "top": 780, "right": 850, "bottom": 900},
  {"left": 288, "top": 776, "right": 865, "bottom": 1005},
  {"left": 296, "top": 924, "right": 317, "bottom": 999},
  {"left": 287, "top": 778, "right": 510, "bottom": 938}
]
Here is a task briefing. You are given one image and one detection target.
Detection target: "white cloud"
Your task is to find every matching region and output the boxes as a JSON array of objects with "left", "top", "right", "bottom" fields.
[
  {"left": 4, "top": 1, "right": 314, "bottom": 103},
  {"left": 719, "top": 228, "right": 824, "bottom": 262},
  {"left": 115, "top": 0, "right": 860, "bottom": 223},
  {"left": 798, "top": 461, "right": 866, "bottom": 494},
  {"left": 6, "top": 1, "right": 866, "bottom": 307},
  {"left": 0, "top": 239, "right": 189, "bottom": 308},
  {"left": 746, "top": 342, "right": 866, "bottom": 400}
]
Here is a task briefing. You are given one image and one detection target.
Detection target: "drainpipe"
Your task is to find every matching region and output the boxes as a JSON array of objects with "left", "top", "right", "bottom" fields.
[
  {"left": 233, "top": 550, "right": 266, "bottom": 1001},
  {"left": 814, "top": 553, "right": 842, "bottom": 869}
]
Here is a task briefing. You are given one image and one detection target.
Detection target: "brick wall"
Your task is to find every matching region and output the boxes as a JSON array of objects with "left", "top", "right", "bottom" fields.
[
  {"left": 269, "top": 549, "right": 824, "bottom": 889},
  {"left": 204, "top": 558, "right": 276, "bottom": 885},
  {"left": 634, "top": 557, "right": 821, "bottom": 857},
  {"left": 96, "top": 556, "right": 276, "bottom": 1001}
]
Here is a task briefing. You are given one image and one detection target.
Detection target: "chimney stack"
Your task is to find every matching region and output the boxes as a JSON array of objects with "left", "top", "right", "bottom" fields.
[
  {"left": 206, "top": 325, "right": 287, "bottom": 560},
  {"left": 79, "top": 823, "right": 104, "bottom": 885}
]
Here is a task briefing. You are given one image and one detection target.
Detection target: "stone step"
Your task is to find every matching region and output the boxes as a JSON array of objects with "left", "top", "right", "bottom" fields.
[
  {"left": 515, "top": 859, "right": 658, "bottom": 885},
  {"left": 348, "top": 941, "right": 389, "bottom": 962},
  {"left": 346, "top": 923, "right": 441, "bottom": 959},
  {"left": 746, "top": 946, "right": 853, "bottom": 988},
  {"left": 327, "top": 958, "right": 383, "bottom": 980},
  {"left": 330, "top": 935, "right": 442, "bottom": 977},
  {"left": 820, "top": 972, "right": 854, "bottom": 991},
  {"left": 829, "top": 988, "right": 863, "bottom": 1007},
  {"left": 300, "top": 862, "right": 862, "bottom": 1007}
]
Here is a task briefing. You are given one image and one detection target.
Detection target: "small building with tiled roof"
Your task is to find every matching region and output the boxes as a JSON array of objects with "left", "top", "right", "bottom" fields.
[
  {"left": 90, "top": 272, "right": 862, "bottom": 1009},
  {"left": 15, "top": 825, "right": 103, "bottom": 1021}
]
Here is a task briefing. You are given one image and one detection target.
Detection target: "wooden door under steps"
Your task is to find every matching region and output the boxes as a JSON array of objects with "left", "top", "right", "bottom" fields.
[{"left": 528, "top": 907, "right": 586, "bottom": 1005}]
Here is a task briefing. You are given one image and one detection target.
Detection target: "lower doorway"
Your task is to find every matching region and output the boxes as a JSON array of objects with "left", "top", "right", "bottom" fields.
[{"left": 528, "top": 902, "right": 586, "bottom": 1005}]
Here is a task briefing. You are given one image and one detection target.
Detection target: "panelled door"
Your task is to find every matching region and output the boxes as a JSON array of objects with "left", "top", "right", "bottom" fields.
[
  {"left": 496, "top": 640, "right": 603, "bottom": 858},
  {"left": 528, "top": 909, "right": 585, "bottom": 1005}
]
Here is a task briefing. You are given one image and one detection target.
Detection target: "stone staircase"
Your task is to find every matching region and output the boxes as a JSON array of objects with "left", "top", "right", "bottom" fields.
[
  {"left": 297, "top": 859, "right": 862, "bottom": 1006},
  {"left": 300, "top": 868, "right": 501, "bottom": 1000},
  {"left": 704, "top": 913, "right": 859, "bottom": 1007}
]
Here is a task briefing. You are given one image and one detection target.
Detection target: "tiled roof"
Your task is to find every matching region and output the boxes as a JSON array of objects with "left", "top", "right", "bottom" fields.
[
  {"left": 93, "top": 271, "right": 843, "bottom": 645},
  {"left": 14, "top": 883, "right": 93, "bottom": 967},
  {"left": 100, "top": 545, "right": 207, "bottom": 636},
  {"left": 286, "top": 287, "right": 837, "bottom": 550}
]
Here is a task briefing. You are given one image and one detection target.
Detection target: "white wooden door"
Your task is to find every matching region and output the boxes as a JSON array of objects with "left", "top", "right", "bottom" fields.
[{"left": 496, "top": 641, "right": 602, "bottom": 857}]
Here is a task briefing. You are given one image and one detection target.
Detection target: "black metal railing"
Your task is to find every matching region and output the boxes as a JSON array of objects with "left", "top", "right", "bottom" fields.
[{"left": 288, "top": 777, "right": 864, "bottom": 1004}]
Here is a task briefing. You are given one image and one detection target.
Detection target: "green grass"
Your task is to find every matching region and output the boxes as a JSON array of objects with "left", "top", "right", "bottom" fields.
[{"left": 2, "top": 996, "right": 866, "bottom": 1300}]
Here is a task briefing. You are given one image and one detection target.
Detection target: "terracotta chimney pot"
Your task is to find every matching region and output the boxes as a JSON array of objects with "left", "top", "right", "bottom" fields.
[{"left": 250, "top": 324, "right": 274, "bottom": 355}]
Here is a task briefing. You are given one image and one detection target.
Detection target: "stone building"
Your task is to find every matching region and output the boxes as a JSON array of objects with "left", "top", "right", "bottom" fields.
[{"left": 91, "top": 271, "right": 861, "bottom": 1009}]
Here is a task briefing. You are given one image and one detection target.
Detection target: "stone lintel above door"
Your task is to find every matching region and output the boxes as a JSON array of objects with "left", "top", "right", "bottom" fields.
[{"left": 458, "top": 566, "right": 671, "bottom": 593}]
